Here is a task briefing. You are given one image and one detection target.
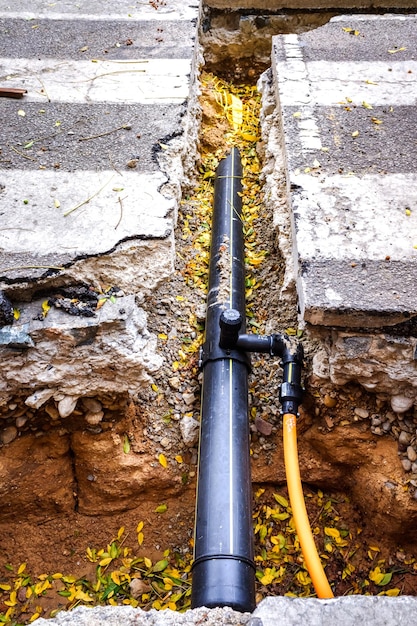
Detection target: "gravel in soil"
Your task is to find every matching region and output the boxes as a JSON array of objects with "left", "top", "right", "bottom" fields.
[{"left": 1, "top": 71, "right": 417, "bottom": 624}]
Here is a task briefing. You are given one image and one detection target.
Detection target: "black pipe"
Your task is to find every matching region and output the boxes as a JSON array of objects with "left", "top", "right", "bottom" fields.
[{"left": 192, "top": 148, "right": 256, "bottom": 612}]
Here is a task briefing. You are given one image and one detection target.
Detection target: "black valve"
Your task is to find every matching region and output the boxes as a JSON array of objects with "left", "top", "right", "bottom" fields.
[{"left": 219, "top": 309, "right": 242, "bottom": 349}]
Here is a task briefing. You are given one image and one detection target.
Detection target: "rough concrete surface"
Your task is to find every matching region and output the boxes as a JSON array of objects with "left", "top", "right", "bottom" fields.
[
  {"left": 0, "top": 0, "right": 201, "bottom": 402},
  {"left": 272, "top": 14, "right": 417, "bottom": 329},
  {"left": 33, "top": 596, "right": 417, "bottom": 625},
  {"left": 204, "top": 0, "right": 416, "bottom": 8}
]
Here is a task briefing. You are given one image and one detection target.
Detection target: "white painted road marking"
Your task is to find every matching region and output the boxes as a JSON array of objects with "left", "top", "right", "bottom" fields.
[{"left": 1, "top": 58, "right": 191, "bottom": 104}]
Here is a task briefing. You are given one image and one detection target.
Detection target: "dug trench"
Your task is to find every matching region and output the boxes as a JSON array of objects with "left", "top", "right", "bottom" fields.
[{"left": 2, "top": 10, "right": 417, "bottom": 622}]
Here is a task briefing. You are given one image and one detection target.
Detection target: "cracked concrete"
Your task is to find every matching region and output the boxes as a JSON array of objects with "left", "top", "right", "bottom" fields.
[{"left": 0, "top": 0, "right": 201, "bottom": 404}]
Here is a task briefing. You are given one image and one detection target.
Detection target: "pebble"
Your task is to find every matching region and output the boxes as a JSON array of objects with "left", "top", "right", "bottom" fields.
[
  {"left": 1, "top": 426, "right": 18, "bottom": 444},
  {"left": 255, "top": 415, "right": 273, "bottom": 436},
  {"left": 407, "top": 446, "right": 417, "bottom": 462},
  {"left": 354, "top": 407, "right": 369, "bottom": 419},
  {"left": 82, "top": 398, "right": 102, "bottom": 413},
  {"left": 8, "top": 403, "right": 17, "bottom": 411},
  {"left": 391, "top": 395, "right": 414, "bottom": 414},
  {"left": 160, "top": 436, "right": 171, "bottom": 449},
  {"left": 399, "top": 430, "right": 411, "bottom": 446},
  {"left": 402, "top": 458, "right": 412, "bottom": 472},
  {"left": 183, "top": 392, "right": 196, "bottom": 406},
  {"left": 85, "top": 411, "right": 104, "bottom": 425},
  {"left": 371, "top": 416, "right": 381, "bottom": 426},
  {"left": 180, "top": 416, "right": 200, "bottom": 447},
  {"left": 58, "top": 395, "right": 79, "bottom": 418},
  {"left": 382, "top": 420, "right": 391, "bottom": 433},
  {"left": 323, "top": 394, "right": 337, "bottom": 408},
  {"left": 169, "top": 377, "right": 181, "bottom": 391},
  {"left": 45, "top": 404, "right": 60, "bottom": 420},
  {"left": 16, "top": 416, "right": 27, "bottom": 429},
  {"left": 412, "top": 462, "right": 417, "bottom": 474}
]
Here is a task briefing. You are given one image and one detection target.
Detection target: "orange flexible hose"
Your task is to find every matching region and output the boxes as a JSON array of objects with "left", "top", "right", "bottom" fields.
[{"left": 283, "top": 413, "right": 334, "bottom": 598}]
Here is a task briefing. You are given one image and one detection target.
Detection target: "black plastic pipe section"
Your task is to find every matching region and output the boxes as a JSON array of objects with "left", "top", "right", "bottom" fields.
[{"left": 192, "top": 148, "right": 256, "bottom": 613}]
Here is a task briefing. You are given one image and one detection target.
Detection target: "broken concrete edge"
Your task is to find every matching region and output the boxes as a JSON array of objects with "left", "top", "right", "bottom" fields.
[
  {"left": 0, "top": 9, "right": 204, "bottom": 406},
  {"left": 204, "top": 0, "right": 417, "bottom": 8},
  {"left": 0, "top": 294, "right": 163, "bottom": 407},
  {"left": 32, "top": 596, "right": 417, "bottom": 625},
  {"left": 259, "top": 31, "right": 417, "bottom": 408}
]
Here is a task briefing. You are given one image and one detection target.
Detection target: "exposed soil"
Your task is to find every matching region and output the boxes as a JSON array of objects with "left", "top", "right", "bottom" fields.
[{"left": 2, "top": 61, "right": 417, "bottom": 623}]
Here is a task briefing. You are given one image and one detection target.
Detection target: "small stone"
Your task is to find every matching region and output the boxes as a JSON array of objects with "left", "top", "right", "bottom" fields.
[
  {"left": 371, "top": 416, "right": 382, "bottom": 427},
  {"left": 58, "top": 395, "right": 78, "bottom": 418},
  {"left": 16, "top": 416, "right": 27, "bottom": 428},
  {"left": 180, "top": 416, "right": 200, "bottom": 447},
  {"left": 25, "top": 388, "right": 54, "bottom": 409},
  {"left": 354, "top": 407, "right": 369, "bottom": 419},
  {"left": 255, "top": 415, "right": 273, "bottom": 436},
  {"left": 85, "top": 410, "right": 104, "bottom": 425},
  {"left": 323, "top": 394, "right": 337, "bottom": 408},
  {"left": 168, "top": 377, "right": 180, "bottom": 391},
  {"left": 391, "top": 395, "right": 414, "bottom": 414},
  {"left": 0, "top": 426, "right": 17, "bottom": 444},
  {"left": 160, "top": 436, "right": 170, "bottom": 448},
  {"left": 126, "top": 158, "right": 138, "bottom": 168},
  {"left": 382, "top": 420, "right": 391, "bottom": 433},
  {"left": 402, "top": 458, "right": 412, "bottom": 472},
  {"left": 8, "top": 403, "right": 17, "bottom": 411},
  {"left": 183, "top": 392, "right": 196, "bottom": 406},
  {"left": 82, "top": 398, "right": 102, "bottom": 413},
  {"left": 45, "top": 404, "right": 60, "bottom": 420},
  {"left": 407, "top": 446, "right": 417, "bottom": 462},
  {"left": 399, "top": 430, "right": 411, "bottom": 446},
  {"left": 412, "top": 462, "right": 417, "bottom": 474}
]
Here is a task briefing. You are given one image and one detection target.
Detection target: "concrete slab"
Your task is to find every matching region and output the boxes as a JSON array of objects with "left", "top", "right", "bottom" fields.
[
  {"left": 204, "top": 0, "right": 416, "bottom": 9},
  {"left": 253, "top": 595, "right": 417, "bottom": 625},
  {"left": 271, "top": 14, "right": 417, "bottom": 328},
  {"left": 0, "top": 0, "right": 200, "bottom": 401}
]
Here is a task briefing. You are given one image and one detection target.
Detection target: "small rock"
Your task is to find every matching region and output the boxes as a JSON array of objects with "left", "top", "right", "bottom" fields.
[
  {"left": 407, "top": 446, "right": 417, "bottom": 462},
  {"left": 16, "top": 416, "right": 27, "bottom": 429},
  {"left": 402, "top": 458, "right": 412, "bottom": 472},
  {"left": 58, "top": 395, "right": 78, "bottom": 418},
  {"left": 45, "top": 404, "right": 60, "bottom": 420},
  {"left": 323, "top": 394, "right": 337, "bottom": 408},
  {"left": 168, "top": 377, "right": 181, "bottom": 391},
  {"left": 183, "top": 392, "right": 196, "bottom": 406},
  {"left": 412, "top": 462, "right": 417, "bottom": 474},
  {"left": 1, "top": 426, "right": 17, "bottom": 444},
  {"left": 399, "top": 430, "right": 411, "bottom": 446},
  {"left": 8, "top": 403, "right": 17, "bottom": 411},
  {"left": 382, "top": 420, "right": 391, "bottom": 433},
  {"left": 371, "top": 416, "right": 382, "bottom": 427},
  {"left": 180, "top": 416, "right": 200, "bottom": 447},
  {"left": 255, "top": 415, "right": 273, "bottom": 436},
  {"left": 82, "top": 398, "right": 102, "bottom": 413},
  {"left": 85, "top": 410, "right": 104, "bottom": 425},
  {"left": 160, "top": 436, "right": 170, "bottom": 449},
  {"left": 391, "top": 395, "right": 414, "bottom": 414},
  {"left": 25, "top": 388, "right": 54, "bottom": 409},
  {"left": 354, "top": 407, "right": 369, "bottom": 419}
]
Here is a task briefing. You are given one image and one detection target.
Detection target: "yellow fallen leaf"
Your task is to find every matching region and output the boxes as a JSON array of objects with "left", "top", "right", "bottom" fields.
[
  {"left": 137, "top": 532, "right": 144, "bottom": 546},
  {"left": 158, "top": 333, "right": 168, "bottom": 340},
  {"left": 144, "top": 557, "right": 152, "bottom": 568},
  {"left": 54, "top": 198, "right": 60, "bottom": 208},
  {"left": 371, "top": 117, "right": 383, "bottom": 124},
  {"left": 17, "top": 109, "right": 26, "bottom": 117},
  {"left": 352, "top": 130, "right": 359, "bottom": 137},
  {"left": 365, "top": 79, "right": 378, "bottom": 85},
  {"left": 13, "top": 308, "right": 20, "bottom": 320},
  {"left": 136, "top": 521, "right": 144, "bottom": 533},
  {"left": 151, "top": 383, "right": 159, "bottom": 392},
  {"left": 293, "top": 111, "right": 301, "bottom": 118},
  {"left": 158, "top": 453, "right": 168, "bottom": 468},
  {"left": 175, "top": 455, "right": 183, "bottom": 463},
  {"left": 42, "top": 300, "right": 51, "bottom": 317},
  {"left": 388, "top": 47, "right": 406, "bottom": 54},
  {"left": 362, "top": 101, "right": 373, "bottom": 109},
  {"left": 405, "top": 209, "right": 412, "bottom": 216}
]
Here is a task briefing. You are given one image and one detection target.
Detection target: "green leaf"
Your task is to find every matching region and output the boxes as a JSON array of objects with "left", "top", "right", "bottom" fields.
[
  {"left": 123, "top": 435, "right": 130, "bottom": 454},
  {"left": 153, "top": 559, "right": 169, "bottom": 573},
  {"left": 378, "top": 572, "right": 393, "bottom": 586},
  {"left": 155, "top": 504, "right": 167, "bottom": 514},
  {"left": 273, "top": 494, "right": 289, "bottom": 508}
]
